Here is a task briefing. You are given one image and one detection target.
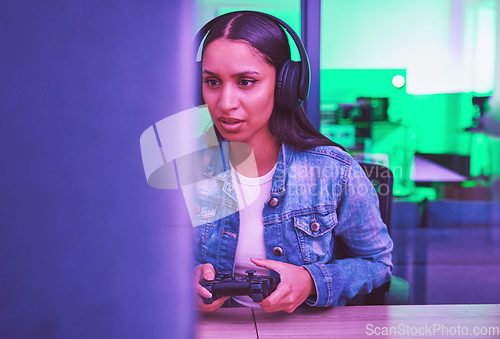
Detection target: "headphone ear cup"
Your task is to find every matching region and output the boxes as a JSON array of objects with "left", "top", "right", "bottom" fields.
[
  {"left": 194, "top": 61, "right": 204, "bottom": 106},
  {"left": 275, "top": 60, "right": 301, "bottom": 111}
]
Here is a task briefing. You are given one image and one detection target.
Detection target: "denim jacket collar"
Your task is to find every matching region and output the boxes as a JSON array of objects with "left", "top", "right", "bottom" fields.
[
  {"left": 270, "top": 143, "right": 293, "bottom": 195},
  {"left": 201, "top": 141, "right": 236, "bottom": 204}
]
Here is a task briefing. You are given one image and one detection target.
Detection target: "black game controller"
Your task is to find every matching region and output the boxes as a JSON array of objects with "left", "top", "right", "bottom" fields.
[{"left": 199, "top": 270, "right": 277, "bottom": 304}]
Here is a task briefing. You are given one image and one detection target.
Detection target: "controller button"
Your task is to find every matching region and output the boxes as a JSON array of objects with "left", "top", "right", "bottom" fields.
[
  {"left": 252, "top": 294, "right": 264, "bottom": 303},
  {"left": 246, "top": 270, "right": 256, "bottom": 277},
  {"left": 310, "top": 221, "right": 320, "bottom": 232},
  {"left": 273, "top": 246, "right": 283, "bottom": 256},
  {"left": 268, "top": 197, "right": 279, "bottom": 207}
]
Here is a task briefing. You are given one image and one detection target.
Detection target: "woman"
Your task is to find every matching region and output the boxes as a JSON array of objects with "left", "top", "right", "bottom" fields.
[{"left": 192, "top": 11, "right": 393, "bottom": 313}]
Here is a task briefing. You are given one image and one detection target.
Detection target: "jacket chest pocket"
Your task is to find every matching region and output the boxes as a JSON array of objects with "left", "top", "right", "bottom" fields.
[{"left": 293, "top": 211, "right": 338, "bottom": 264}]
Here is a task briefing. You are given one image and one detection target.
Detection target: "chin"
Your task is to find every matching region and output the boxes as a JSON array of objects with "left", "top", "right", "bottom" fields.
[
  {"left": 215, "top": 127, "right": 241, "bottom": 141},
  {"left": 220, "top": 134, "right": 245, "bottom": 143}
]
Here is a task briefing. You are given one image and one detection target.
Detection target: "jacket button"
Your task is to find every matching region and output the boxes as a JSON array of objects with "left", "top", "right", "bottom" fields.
[
  {"left": 310, "top": 221, "right": 320, "bottom": 232},
  {"left": 273, "top": 247, "right": 283, "bottom": 256},
  {"left": 268, "top": 197, "right": 279, "bottom": 207}
]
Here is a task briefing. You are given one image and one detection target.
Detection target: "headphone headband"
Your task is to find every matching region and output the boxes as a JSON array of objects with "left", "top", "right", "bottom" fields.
[{"left": 194, "top": 11, "right": 310, "bottom": 107}]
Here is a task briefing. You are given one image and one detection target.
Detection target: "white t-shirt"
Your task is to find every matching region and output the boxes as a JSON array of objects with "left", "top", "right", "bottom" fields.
[{"left": 231, "top": 163, "right": 276, "bottom": 307}]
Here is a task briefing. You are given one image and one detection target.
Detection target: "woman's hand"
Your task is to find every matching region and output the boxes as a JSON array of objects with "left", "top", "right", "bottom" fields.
[
  {"left": 194, "top": 263, "right": 229, "bottom": 312},
  {"left": 251, "top": 258, "right": 316, "bottom": 313}
]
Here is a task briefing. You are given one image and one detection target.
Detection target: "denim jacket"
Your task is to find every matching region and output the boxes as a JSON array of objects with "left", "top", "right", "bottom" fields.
[{"left": 191, "top": 140, "right": 393, "bottom": 307}]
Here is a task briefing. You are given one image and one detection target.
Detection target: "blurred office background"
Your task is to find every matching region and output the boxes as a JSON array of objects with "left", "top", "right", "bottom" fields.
[{"left": 195, "top": 0, "right": 500, "bottom": 305}]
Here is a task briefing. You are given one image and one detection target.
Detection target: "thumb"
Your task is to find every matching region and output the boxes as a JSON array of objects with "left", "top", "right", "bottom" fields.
[
  {"left": 251, "top": 258, "right": 283, "bottom": 273},
  {"left": 201, "top": 263, "right": 215, "bottom": 280}
]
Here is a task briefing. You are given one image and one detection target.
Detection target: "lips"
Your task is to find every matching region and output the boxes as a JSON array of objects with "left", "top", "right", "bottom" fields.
[
  {"left": 219, "top": 117, "right": 244, "bottom": 124},
  {"left": 218, "top": 117, "right": 245, "bottom": 132}
]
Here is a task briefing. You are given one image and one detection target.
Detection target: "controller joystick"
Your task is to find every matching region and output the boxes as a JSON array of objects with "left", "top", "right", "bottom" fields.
[{"left": 199, "top": 270, "right": 277, "bottom": 304}]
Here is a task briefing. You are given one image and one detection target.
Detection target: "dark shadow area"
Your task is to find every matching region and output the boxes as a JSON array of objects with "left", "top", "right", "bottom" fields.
[{"left": 0, "top": 1, "right": 195, "bottom": 337}]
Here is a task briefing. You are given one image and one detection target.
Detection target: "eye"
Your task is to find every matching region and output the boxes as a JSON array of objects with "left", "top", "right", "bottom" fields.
[
  {"left": 238, "top": 78, "right": 257, "bottom": 87},
  {"left": 203, "top": 78, "right": 220, "bottom": 87}
]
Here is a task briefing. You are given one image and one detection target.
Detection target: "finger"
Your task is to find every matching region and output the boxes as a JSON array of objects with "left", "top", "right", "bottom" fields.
[
  {"left": 194, "top": 263, "right": 211, "bottom": 280},
  {"left": 262, "top": 302, "right": 297, "bottom": 314},
  {"left": 259, "top": 282, "right": 289, "bottom": 308},
  {"left": 197, "top": 296, "right": 229, "bottom": 312},
  {"left": 260, "top": 292, "right": 296, "bottom": 313},
  {"left": 201, "top": 263, "right": 215, "bottom": 280},
  {"left": 250, "top": 258, "right": 284, "bottom": 274},
  {"left": 250, "top": 258, "right": 270, "bottom": 268},
  {"left": 193, "top": 264, "right": 215, "bottom": 299},
  {"left": 195, "top": 284, "right": 212, "bottom": 299}
]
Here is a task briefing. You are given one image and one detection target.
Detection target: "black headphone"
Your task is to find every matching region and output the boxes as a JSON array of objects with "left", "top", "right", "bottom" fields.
[{"left": 193, "top": 11, "right": 310, "bottom": 112}]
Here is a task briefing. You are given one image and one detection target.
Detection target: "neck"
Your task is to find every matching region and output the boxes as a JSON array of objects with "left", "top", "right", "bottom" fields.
[{"left": 229, "top": 138, "right": 280, "bottom": 177}]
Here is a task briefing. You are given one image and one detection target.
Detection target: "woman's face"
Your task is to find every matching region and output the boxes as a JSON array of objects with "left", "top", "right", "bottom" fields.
[{"left": 202, "top": 39, "right": 276, "bottom": 148}]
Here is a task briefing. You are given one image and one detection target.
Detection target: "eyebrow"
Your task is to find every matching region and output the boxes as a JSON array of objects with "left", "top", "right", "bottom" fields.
[{"left": 202, "top": 69, "right": 261, "bottom": 77}]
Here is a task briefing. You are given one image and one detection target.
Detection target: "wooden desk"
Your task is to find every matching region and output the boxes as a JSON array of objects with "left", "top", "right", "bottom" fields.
[
  {"left": 196, "top": 308, "right": 256, "bottom": 339},
  {"left": 196, "top": 304, "right": 500, "bottom": 338}
]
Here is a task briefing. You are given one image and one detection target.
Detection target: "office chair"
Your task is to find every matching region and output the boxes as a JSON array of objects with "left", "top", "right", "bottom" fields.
[{"left": 348, "top": 162, "right": 410, "bottom": 305}]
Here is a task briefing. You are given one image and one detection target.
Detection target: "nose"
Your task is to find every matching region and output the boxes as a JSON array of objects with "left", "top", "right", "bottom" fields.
[{"left": 218, "top": 84, "right": 239, "bottom": 112}]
